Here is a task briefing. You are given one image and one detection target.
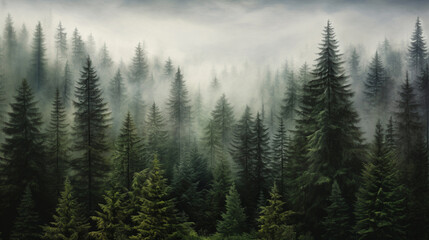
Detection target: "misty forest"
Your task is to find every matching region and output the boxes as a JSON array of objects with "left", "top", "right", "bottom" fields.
[{"left": 0, "top": 1, "right": 429, "bottom": 240}]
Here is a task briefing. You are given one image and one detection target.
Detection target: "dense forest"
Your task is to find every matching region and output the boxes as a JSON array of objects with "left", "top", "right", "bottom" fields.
[{"left": 0, "top": 7, "right": 428, "bottom": 240}]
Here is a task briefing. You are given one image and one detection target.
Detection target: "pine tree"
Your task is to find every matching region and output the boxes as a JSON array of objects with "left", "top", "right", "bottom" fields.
[
  {"left": 203, "top": 118, "right": 221, "bottom": 169},
  {"left": 46, "top": 88, "right": 69, "bottom": 194},
  {"left": 145, "top": 102, "right": 168, "bottom": 165},
  {"left": 109, "top": 69, "right": 126, "bottom": 128},
  {"left": 418, "top": 64, "right": 429, "bottom": 150},
  {"left": 364, "top": 52, "right": 388, "bottom": 109},
  {"left": 211, "top": 94, "right": 235, "bottom": 151},
  {"left": 216, "top": 184, "right": 246, "bottom": 236},
  {"left": 294, "top": 21, "right": 364, "bottom": 237},
  {"left": 30, "top": 22, "right": 47, "bottom": 90},
  {"left": 281, "top": 70, "right": 299, "bottom": 127},
  {"left": 90, "top": 190, "right": 131, "bottom": 240},
  {"left": 99, "top": 43, "right": 113, "bottom": 70},
  {"left": 272, "top": 117, "right": 288, "bottom": 195},
  {"left": 354, "top": 122, "right": 406, "bottom": 240},
  {"left": 258, "top": 184, "right": 296, "bottom": 240},
  {"left": 167, "top": 67, "right": 191, "bottom": 165},
  {"left": 129, "top": 42, "right": 148, "bottom": 85},
  {"left": 71, "top": 57, "right": 110, "bottom": 213},
  {"left": 71, "top": 28, "right": 86, "bottom": 67},
  {"left": 408, "top": 17, "right": 427, "bottom": 78},
  {"left": 349, "top": 48, "right": 360, "bottom": 81},
  {"left": 42, "top": 178, "right": 90, "bottom": 240},
  {"left": 3, "top": 14, "right": 17, "bottom": 63},
  {"left": 385, "top": 116, "right": 396, "bottom": 151},
  {"left": 10, "top": 185, "right": 41, "bottom": 240},
  {"left": 0, "top": 80, "right": 46, "bottom": 236},
  {"left": 112, "top": 112, "right": 143, "bottom": 190},
  {"left": 322, "top": 181, "right": 350, "bottom": 240},
  {"left": 164, "top": 57, "right": 174, "bottom": 78},
  {"left": 55, "top": 22, "right": 67, "bottom": 60},
  {"left": 0, "top": 69, "right": 6, "bottom": 131},
  {"left": 62, "top": 61, "right": 73, "bottom": 108},
  {"left": 131, "top": 157, "right": 187, "bottom": 240},
  {"left": 130, "top": 88, "right": 145, "bottom": 135}
]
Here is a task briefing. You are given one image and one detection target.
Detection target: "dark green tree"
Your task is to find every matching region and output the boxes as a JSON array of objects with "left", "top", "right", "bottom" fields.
[
  {"left": 258, "top": 184, "right": 296, "bottom": 240},
  {"left": 109, "top": 69, "right": 126, "bottom": 130},
  {"left": 271, "top": 117, "right": 288, "bottom": 195},
  {"left": 212, "top": 94, "right": 235, "bottom": 151},
  {"left": 71, "top": 57, "right": 110, "bottom": 213},
  {"left": 418, "top": 64, "right": 429, "bottom": 150},
  {"left": 364, "top": 51, "right": 389, "bottom": 110},
  {"left": 203, "top": 118, "right": 221, "bottom": 169},
  {"left": 354, "top": 122, "right": 406, "bottom": 240},
  {"left": 46, "top": 88, "right": 69, "bottom": 194},
  {"left": 30, "top": 22, "right": 47, "bottom": 90},
  {"left": 216, "top": 184, "right": 246, "bottom": 237},
  {"left": 10, "top": 185, "right": 41, "bottom": 240},
  {"left": 385, "top": 116, "right": 396, "bottom": 151},
  {"left": 42, "top": 178, "right": 90, "bottom": 240},
  {"left": 322, "top": 181, "right": 351, "bottom": 240},
  {"left": 408, "top": 17, "right": 427, "bottom": 78}
]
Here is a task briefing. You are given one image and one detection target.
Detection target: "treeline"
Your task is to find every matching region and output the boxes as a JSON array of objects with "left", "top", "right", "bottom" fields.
[{"left": 0, "top": 13, "right": 428, "bottom": 240}]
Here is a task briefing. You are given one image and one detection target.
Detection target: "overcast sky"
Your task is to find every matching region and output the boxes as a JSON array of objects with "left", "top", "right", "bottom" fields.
[{"left": 0, "top": 0, "right": 428, "bottom": 79}]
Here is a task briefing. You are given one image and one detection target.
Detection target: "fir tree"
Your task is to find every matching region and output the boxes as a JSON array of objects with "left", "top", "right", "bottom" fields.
[
  {"left": 0, "top": 80, "right": 46, "bottom": 236},
  {"left": 109, "top": 69, "right": 126, "bottom": 128},
  {"left": 281, "top": 70, "right": 299, "bottom": 127},
  {"left": 55, "top": 22, "right": 67, "bottom": 60},
  {"left": 211, "top": 94, "right": 235, "bottom": 151},
  {"left": 258, "top": 184, "right": 296, "bottom": 240},
  {"left": 272, "top": 117, "right": 288, "bottom": 195},
  {"left": 129, "top": 42, "right": 148, "bottom": 85},
  {"left": 408, "top": 17, "right": 427, "bottom": 78},
  {"left": 217, "top": 184, "right": 246, "bottom": 237},
  {"left": 322, "top": 181, "right": 351, "bottom": 240},
  {"left": 203, "top": 118, "right": 221, "bottom": 169},
  {"left": 112, "top": 112, "right": 143, "bottom": 189},
  {"left": 164, "top": 57, "right": 174, "bottom": 78},
  {"left": 145, "top": 102, "right": 168, "bottom": 165},
  {"left": 10, "top": 185, "right": 41, "bottom": 240},
  {"left": 62, "top": 61, "right": 73, "bottom": 108},
  {"left": 90, "top": 190, "right": 130, "bottom": 240},
  {"left": 30, "top": 22, "right": 47, "bottom": 90},
  {"left": 364, "top": 51, "right": 388, "bottom": 109},
  {"left": 167, "top": 67, "right": 191, "bottom": 165},
  {"left": 99, "top": 43, "right": 113, "bottom": 70},
  {"left": 349, "top": 48, "right": 360, "bottom": 81},
  {"left": 131, "top": 157, "right": 187, "bottom": 240},
  {"left": 385, "top": 116, "right": 396, "bottom": 151},
  {"left": 46, "top": 88, "right": 69, "bottom": 194},
  {"left": 71, "top": 28, "right": 86, "bottom": 67},
  {"left": 42, "top": 178, "right": 90, "bottom": 240},
  {"left": 354, "top": 122, "right": 406, "bottom": 240},
  {"left": 71, "top": 57, "right": 110, "bottom": 213}
]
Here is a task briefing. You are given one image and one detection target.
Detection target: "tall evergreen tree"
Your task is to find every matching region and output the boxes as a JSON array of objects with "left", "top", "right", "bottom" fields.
[
  {"left": 203, "top": 118, "right": 221, "bottom": 169},
  {"left": 271, "top": 117, "right": 288, "bottom": 195},
  {"left": 46, "top": 89, "right": 69, "bottom": 194},
  {"left": 386, "top": 116, "right": 396, "bottom": 151},
  {"left": 354, "top": 122, "right": 406, "bottom": 240},
  {"left": 62, "top": 61, "right": 73, "bottom": 108},
  {"left": 42, "top": 178, "right": 90, "bottom": 240},
  {"left": 322, "top": 181, "right": 350, "bottom": 240},
  {"left": 131, "top": 157, "right": 188, "bottom": 240},
  {"left": 145, "top": 102, "right": 168, "bottom": 164},
  {"left": 418, "top": 64, "right": 429, "bottom": 150},
  {"left": 55, "top": 22, "right": 67, "bottom": 60},
  {"left": 349, "top": 48, "right": 360, "bottom": 81},
  {"left": 71, "top": 57, "right": 110, "bottom": 213},
  {"left": 281, "top": 70, "right": 299, "bottom": 127},
  {"left": 10, "top": 185, "right": 41, "bottom": 240},
  {"left": 0, "top": 70, "right": 6, "bottom": 131},
  {"left": 364, "top": 51, "right": 389, "bottom": 110},
  {"left": 112, "top": 112, "right": 143, "bottom": 190},
  {"left": 129, "top": 42, "right": 148, "bottom": 85},
  {"left": 30, "top": 22, "right": 47, "bottom": 90},
  {"left": 408, "top": 17, "right": 427, "bottom": 79},
  {"left": 211, "top": 94, "right": 235, "bottom": 151},
  {"left": 0, "top": 80, "right": 46, "bottom": 236},
  {"left": 216, "top": 184, "right": 246, "bottom": 237},
  {"left": 258, "top": 184, "right": 296, "bottom": 240},
  {"left": 71, "top": 28, "right": 86, "bottom": 67},
  {"left": 99, "top": 43, "right": 113, "bottom": 70},
  {"left": 293, "top": 21, "right": 364, "bottom": 237},
  {"left": 109, "top": 69, "right": 126, "bottom": 128}
]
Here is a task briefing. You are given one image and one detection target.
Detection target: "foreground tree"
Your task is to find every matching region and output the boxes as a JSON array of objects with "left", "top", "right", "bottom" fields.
[
  {"left": 42, "top": 179, "right": 90, "bottom": 240},
  {"left": 71, "top": 57, "right": 110, "bottom": 213},
  {"left": 217, "top": 184, "right": 246, "bottom": 237},
  {"left": 258, "top": 184, "right": 296, "bottom": 240}
]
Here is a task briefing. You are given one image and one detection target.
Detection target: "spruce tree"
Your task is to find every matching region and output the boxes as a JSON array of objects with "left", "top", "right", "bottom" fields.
[
  {"left": 42, "top": 178, "right": 90, "bottom": 240},
  {"left": 90, "top": 190, "right": 130, "bottom": 240},
  {"left": 349, "top": 48, "right": 360, "bottom": 81},
  {"left": 109, "top": 69, "right": 126, "bottom": 129},
  {"left": 112, "top": 112, "right": 143, "bottom": 189},
  {"left": 164, "top": 57, "right": 174, "bottom": 78},
  {"left": 0, "top": 80, "right": 46, "bottom": 235},
  {"left": 131, "top": 157, "right": 187, "bottom": 240},
  {"left": 167, "top": 67, "right": 191, "bottom": 166},
  {"left": 211, "top": 94, "right": 235, "bottom": 151},
  {"left": 216, "top": 184, "right": 246, "bottom": 237},
  {"left": 10, "top": 185, "right": 41, "bottom": 240},
  {"left": 99, "top": 43, "right": 113, "bottom": 70},
  {"left": 62, "top": 61, "right": 73, "bottom": 108},
  {"left": 54, "top": 22, "right": 67, "bottom": 60},
  {"left": 418, "top": 64, "right": 429, "bottom": 150},
  {"left": 129, "top": 42, "right": 148, "bottom": 85},
  {"left": 294, "top": 21, "right": 364, "bottom": 237},
  {"left": 364, "top": 51, "right": 389, "bottom": 110},
  {"left": 46, "top": 88, "right": 69, "bottom": 194},
  {"left": 408, "top": 17, "right": 427, "bottom": 78},
  {"left": 30, "top": 22, "right": 47, "bottom": 90},
  {"left": 354, "top": 122, "right": 406, "bottom": 240},
  {"left": 272, "top": 117, "right": 288, "bottom": 195},
  {"left": 258, "top": 184, "right": 296, "bottom": 240},
  {"left": 322, "top": 181, "right": 350, "bottom": 240},
  {"left": 203, "top": 118, "right": 221, "bottom": 169},
  {"left": 386, "top": 116, "right": 396, "bottom": 151},
  {"left": 71, "top": 28, "right": 86, "bottom": 67},
  {"left": 281, "top": 70, "right": 299, "bottom": 127},
  {"left": 71, "top": 57, "right": 110, "bottom": 213},
  {"left": 145, "top": 102, "right": 168, "bottom": 164}
]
